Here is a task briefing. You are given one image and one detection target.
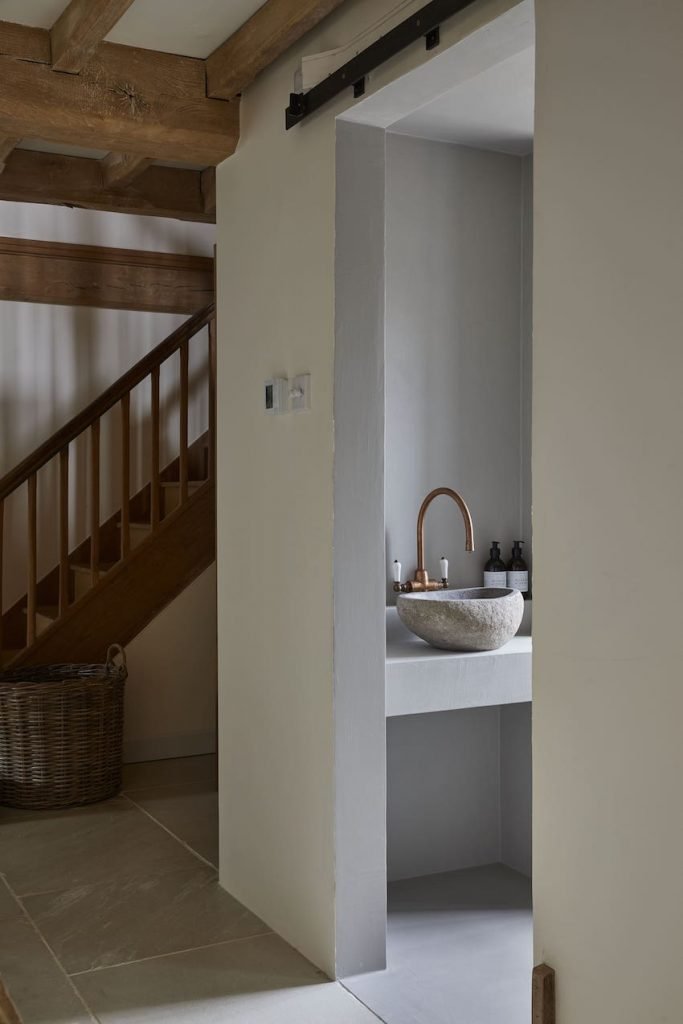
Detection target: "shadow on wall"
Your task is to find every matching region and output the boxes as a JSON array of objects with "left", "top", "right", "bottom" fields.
[{"left": 0, "top": 300, "right": 208, "bottom": 610}]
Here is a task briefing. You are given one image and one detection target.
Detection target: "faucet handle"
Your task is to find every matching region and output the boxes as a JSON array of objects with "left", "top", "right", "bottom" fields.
[
  {"left": 440, "top": 557, "right": 449, "bottom": 584},
  {"left": 393, "top": 560, "right": 402, "bottom": 584}
]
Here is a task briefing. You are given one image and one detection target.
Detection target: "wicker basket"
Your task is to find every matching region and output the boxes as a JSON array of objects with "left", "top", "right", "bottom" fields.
[{"left": 0, "top": 645, "right": 127, "bottom": 810}]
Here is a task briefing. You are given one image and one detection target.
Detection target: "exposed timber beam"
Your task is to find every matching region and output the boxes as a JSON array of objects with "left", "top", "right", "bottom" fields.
[
  {"left": 0, "top": 137, "right": 20, "bottom": 173},
  {"left": 102, "top": 151, "right": 153, "bottom": 187},
  {"left": 206, "top": 0, "right": 347, "bottom": 100},
  {"left": 0, "top": 20, "right": 52, "bottom": 63},
  {"left": 0, "top": 236, "right": 214, "bottom": 314},
  {"left": 0, "top": 38, "right": 238, "bottom": 164},
  {"left": 51, "top": 0, "right": 136, "bottom": 73},
  {"left": 0, "top": 149, "right": 214, "bottom": 223}
]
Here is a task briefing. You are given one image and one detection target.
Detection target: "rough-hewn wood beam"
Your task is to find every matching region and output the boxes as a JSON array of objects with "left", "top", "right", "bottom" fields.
[
  {"left": 0, "top": 149, "right": 214, "bottom": 223},
  {"left": 0, "top": 236, "right": 214, "bottom": 314},
  {"left": 51, "top": 0, "right": 136, "bottom": 73},
  {"left": 0, "top": 137, "right": 20, "bottom": 173},
  {"left": 0, "top": 41, "right": 238, "bottom": 164},
  {"left": 0, "top": 20, "right": 52, "bottom": 63},
  {"left": 102, "top": 151, "right": 153, "bottom": 187},
  {"left": 206, "top": 0, "right": 347, "bottom": 100}
]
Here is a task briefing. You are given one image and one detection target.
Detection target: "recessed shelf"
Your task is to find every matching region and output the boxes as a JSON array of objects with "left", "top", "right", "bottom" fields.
[{"left": 385, "top": 607, "right": 532, "bottom": 717}]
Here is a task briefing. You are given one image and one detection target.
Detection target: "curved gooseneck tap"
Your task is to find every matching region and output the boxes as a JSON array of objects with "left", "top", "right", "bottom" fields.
[{"left": 394, "top": 487, "right": 475, "bottom": 593}]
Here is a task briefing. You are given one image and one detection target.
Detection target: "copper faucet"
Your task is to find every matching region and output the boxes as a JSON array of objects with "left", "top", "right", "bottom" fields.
[{"left": 393, "top": 487, "right": 475, "bottom": 593}]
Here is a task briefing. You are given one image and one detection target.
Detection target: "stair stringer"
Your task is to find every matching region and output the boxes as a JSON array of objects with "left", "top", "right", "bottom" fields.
[{"left": 9, "top": 481, "right": 215, "bottom": 668}]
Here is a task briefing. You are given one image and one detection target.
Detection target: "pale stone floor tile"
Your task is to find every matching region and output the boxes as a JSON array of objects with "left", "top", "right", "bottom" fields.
[
  {"left": 0, "top": 796, "right": 205, "bottom": 897},
  {"left": 344, "top": 865, "right": 532, "bottom": 1024},
  {"left": 1, "top": 758, "right": 382, "bottom": 1024},
  {"left": 0, "top": 877, "right": 94, "bottom": 1024},
  {"left": 122, "top": 755, "right": 217, "bottom": 794},
  {"left": 125, "top": 786, "right": 219, "bottom": 866},
  {"left": 24, "top": 862, "right": 269, "bottom": 974},
  {"left": 74, "top": 933, "right": 383, "bottom": 1024}
]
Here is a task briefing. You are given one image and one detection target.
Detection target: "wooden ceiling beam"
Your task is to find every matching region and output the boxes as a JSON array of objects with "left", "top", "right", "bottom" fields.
[
  {"left": 0, "top": 20, "right": 52, "bottom": 63},
  {"left": 0, "top": 149, "right": 214, "bottom": 223},
  {"left": 51, "top": 0, "right": 136, "bottom": 73},
  {"left": 206, "top": 0, "right": 347, "bottom": 100},
  {"left": 0, "top": 37, "right": 238, "bottom": 164},
  {"left": 102, "top": 152, "right": 153, "bottom": 188},
  {"left": 0, "top": 137, "right": 20, "bottom": 173}
]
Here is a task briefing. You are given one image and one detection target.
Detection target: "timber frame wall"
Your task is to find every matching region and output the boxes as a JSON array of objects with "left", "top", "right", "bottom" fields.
[{"left": 0, "top": 237, "right": 214, "bottom": 313}]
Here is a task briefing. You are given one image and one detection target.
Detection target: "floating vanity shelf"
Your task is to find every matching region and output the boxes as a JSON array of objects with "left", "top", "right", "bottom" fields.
[{"left": 385, "top": 607, "right": 532, "bottom": 717}]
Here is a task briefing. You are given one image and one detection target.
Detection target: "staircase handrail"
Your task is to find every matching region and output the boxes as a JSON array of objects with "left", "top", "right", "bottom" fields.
[{"left": 0, "top": 303, "right": 215, "bottom": 501}]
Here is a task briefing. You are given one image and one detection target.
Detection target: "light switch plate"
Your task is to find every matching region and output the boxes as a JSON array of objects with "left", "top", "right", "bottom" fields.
[
  {"left": 290, "top": 373, "right": 311, "bottom": 412},
  {"left": 264, "top": 377, "right": 289, "bottom": 414}
]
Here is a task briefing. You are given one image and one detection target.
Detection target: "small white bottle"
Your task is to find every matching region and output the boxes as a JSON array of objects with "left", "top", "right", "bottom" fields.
[{"left": 483, "top": 542, "right": 507, "bottom": 588}]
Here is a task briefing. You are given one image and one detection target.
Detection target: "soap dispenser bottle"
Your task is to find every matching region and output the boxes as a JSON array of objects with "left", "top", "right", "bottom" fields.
[
  {"left": 507, "top": 541, "right": 530, "bottom": 598},
  {"left": 483, "top": 542, "right": 507, "bottom": 588}
]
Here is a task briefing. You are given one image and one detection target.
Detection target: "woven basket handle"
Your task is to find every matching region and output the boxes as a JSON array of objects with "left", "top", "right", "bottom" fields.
[{"left": 106, "top": 644, "right": 127, "bottom": 674}]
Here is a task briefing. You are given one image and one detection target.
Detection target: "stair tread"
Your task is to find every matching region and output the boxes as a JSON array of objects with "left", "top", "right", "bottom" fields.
[
  {"left": 22, "top": 604, "right": 58, "bottom": 620},
  {"left": 71, "top": 561, "right": 115, "bottom": 574},
  {"left": 160, "top": 480, "right": 205, "bottom": 487}
]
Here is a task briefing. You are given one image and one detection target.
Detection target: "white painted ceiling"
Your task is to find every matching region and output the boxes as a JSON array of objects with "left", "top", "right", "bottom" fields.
[
  {"left": 0, "top": 0, "right": 268, "bottom": 57},
  {"left": 389, "top": 47, "right": 534, "bottom": 155},
  {"left": 0, "top": 0, "right": 66, "bottom": 26}
]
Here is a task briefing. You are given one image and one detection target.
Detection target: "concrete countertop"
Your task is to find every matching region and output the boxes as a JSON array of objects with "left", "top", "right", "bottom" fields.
[{"left": 385, "top": 606, "right": 532, "bottom": 717}]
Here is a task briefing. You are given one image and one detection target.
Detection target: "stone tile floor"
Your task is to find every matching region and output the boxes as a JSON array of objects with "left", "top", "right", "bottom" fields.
[
  {"left": 345, "top": 864, "right": 533, "bottom": 1024},
  {"left": 0, "top": 755, "right": 380, "bottom": 1024}
]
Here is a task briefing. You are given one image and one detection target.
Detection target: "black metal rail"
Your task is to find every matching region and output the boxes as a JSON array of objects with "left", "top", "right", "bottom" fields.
[{"left": 285, "top": 0, "right": 480, "bottom": 129}]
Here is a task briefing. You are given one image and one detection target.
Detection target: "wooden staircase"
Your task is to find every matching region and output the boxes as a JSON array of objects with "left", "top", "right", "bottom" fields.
[{"left": 0, "top": 305, "right": 216, "bottom": 668}]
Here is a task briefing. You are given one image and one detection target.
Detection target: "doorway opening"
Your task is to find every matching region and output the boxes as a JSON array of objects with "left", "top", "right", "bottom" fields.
[{"left": 333, "top": 3, "right": 534, "bottom": 1020}]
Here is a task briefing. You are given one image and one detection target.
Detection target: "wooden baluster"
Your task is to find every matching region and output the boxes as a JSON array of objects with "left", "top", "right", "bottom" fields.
[
  {"left": 151, "top": 367, "right": 160, "bottom": 528},
  {"left": 121, "top": 393, "right": 130, "bottom": 558},
  {"left": 179, "top": 340, "right": 189, "bottom": 503},
  {"left": 0, "top": 498, "right": 4, "bottom": 654},
  {"left": 208, "top": 318, "right": 216, "bottom": 481},
  {"left": 27, "top": 473, "right": 37, "bottom": 645},
  {"left": 90, "top": 419, "right": 100, "bottom": 585},
  {"left": 59, "top": 447, "right": 69, "bottom": 615}
]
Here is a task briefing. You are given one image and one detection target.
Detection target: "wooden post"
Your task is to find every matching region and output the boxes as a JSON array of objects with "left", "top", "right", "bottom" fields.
[
  {"left": 151, "top": 366, "right": 160, "bottom": 528},
  {"left": 90, "top": 419, "right": 100, "bottom": 584},
  {"left": 58, "top": 447, "right": 69, "bottom": 615},
  {"left": 121, "top": 392, "right": 130, "bottom": 558},
  {"left": 26, "top": 473, "right": 37, "bottom": 645},
  {"left": 179, "top": 339, "right": 189, "bottom": 503},
  {"left": 532, "top": 964, "right": 556, "bottom": 1024}
]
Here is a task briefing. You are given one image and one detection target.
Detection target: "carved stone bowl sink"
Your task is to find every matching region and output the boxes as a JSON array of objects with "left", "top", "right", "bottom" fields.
[{"left": 396, "top": 588, "right": 524, "bottom": 652}]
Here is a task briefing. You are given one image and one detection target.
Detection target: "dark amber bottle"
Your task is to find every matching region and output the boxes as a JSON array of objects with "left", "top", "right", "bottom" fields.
[
  {"left": 483, "top": 542, "right": 507, "bottom": 588},
  {"left": 507, "top": 541, "right": 529, "bottom": 599}
]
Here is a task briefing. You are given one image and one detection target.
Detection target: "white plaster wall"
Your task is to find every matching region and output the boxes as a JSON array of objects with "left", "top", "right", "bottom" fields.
[
  {"left": 123, "top": 564, "right": 217, "bottom": 763},
  {"left": 387, "top": 708, "right": 501, "bottom": 881},
  {"left": 216, "top": 0, "right": 525, "bottom": 978},
  {"left": 334, "top": 120, "right": 388, "bottom": 974},
  {"left": 387, "top": 703, "right": 532, "bottom": 882},
  {"left": 0, "top": 200, "right": 216, "bottom": 763},
  {"left": 500, "top": 702, "right": 531, "bottom": 876},
  {"left": 385, "top": 134, "right": 531, "bottom": 599},
  {"left": 533, "top": 0, "right": 683, "bottom": 1018}
]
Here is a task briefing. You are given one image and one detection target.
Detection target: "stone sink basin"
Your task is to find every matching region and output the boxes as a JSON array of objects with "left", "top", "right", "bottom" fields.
[{"left": 396, "top": 587, "right": 524, "bottom": 652}]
